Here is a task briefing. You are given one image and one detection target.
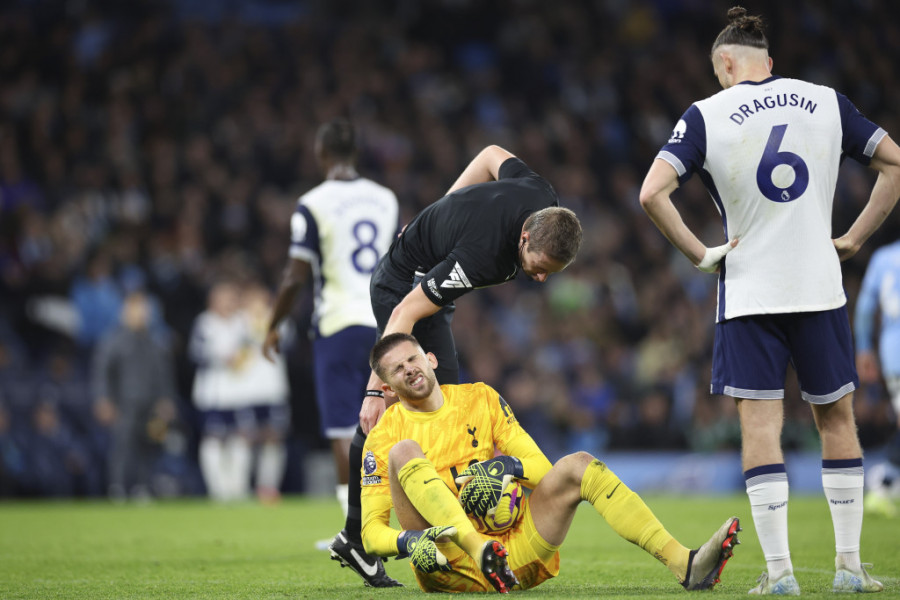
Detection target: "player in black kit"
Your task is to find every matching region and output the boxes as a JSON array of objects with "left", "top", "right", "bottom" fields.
[{"left": 328, "top": 144, "right": 583, "bottom": 587}]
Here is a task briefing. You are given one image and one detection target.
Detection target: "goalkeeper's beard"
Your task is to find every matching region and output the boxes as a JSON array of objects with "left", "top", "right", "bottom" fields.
[{"left": 397, "top": 369, "right": 437, "bottom": 400}]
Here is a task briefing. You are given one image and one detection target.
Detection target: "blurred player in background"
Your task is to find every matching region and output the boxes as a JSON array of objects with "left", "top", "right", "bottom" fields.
[
  {"left": 855, "top": 239, "right": 900, "bottom": 518},
  {"left": 639, "top": 5, "right": 900, "bottom": 595},
  {"left": 328, "top": 144, "right": 582, "bottom": 587},
  {"left": 239, "top": 282, "right": 290, "bottom": 504},
  {"left": 189, "top": 280, "right": 254, "bottom": 502},
  {"left": 360, "top": 333, "right": 739, "bottom": 593},
  {"left": 262, "top": 118, "right": 400, "bottom": 584}
]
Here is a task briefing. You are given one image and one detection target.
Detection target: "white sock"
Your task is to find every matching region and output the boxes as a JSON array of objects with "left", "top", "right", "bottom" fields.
[
  {"left": 199, "top": 437, "right": 227, "bottom": 501},
  {"left": 822, "top": 459, "right": 864, "bottom": 571},
  {"left": 745, "top": 464, "right": 793, "bottom": 579},
  {"left": 225, "top": 435, "right": 252, "bottom": 500},
  {"left": 336, "top": 483, "right": 349, "bottom": 518},
  {"left": 256, "top": 442, "right": 286, "bottom": 491}
]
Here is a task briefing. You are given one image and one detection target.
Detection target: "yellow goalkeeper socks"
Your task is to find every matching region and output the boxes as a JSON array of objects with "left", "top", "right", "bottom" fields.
[
  {"left": 398, "top": 458, "right": 484, "bottom": 558},
  {"left": 581, "top": 459, "right": 690, "bottom": 581}
]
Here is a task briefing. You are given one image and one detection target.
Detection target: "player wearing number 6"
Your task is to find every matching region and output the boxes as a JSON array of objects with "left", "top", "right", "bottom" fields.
[
  {"left": 263, "top": 118, "right": 402, "bottom": 585},
  {"left": 639, "top": 6, "right": 900, "bottom": 595}
]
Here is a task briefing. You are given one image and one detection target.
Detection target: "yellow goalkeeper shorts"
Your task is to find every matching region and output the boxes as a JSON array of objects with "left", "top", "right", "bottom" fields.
[{"left": 411, "top": 497, "right": 561, "bottom": 593}]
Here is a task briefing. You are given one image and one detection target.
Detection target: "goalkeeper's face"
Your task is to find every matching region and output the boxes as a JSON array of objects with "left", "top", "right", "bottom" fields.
[{"left": 380, "top": 341, "right": 439, "bottom": 401}]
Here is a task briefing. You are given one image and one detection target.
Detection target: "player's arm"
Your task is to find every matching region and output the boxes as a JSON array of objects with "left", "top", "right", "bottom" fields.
[
  {"left": 384, "top": 284, "right": 443, "bottom": 338},
  {"left": 493, "top": 402, "right": 553, "bottom": 487},
  {"left": 639, "top": 158, "right": 737, "bottom": 273},
  {"left": 360, "top": 285, "right": 443, "bottom": 432},
  {"left": 500, "top": 431, "right": 552, "bottom": 487},
  {"left": 262, "top": 258, "right": 310, "bottom": 362},
  {"left": 834, "top": 135, "right": 900, "bottom": 261},
  {"left": 445, "top": 145, "right": 516, "bottom": 195},
  {"left": 361, "top": 492, "right": 404, "bottom": 557},
  {"left": 487, "top": 387, "right": 553, "bottom": 486}
]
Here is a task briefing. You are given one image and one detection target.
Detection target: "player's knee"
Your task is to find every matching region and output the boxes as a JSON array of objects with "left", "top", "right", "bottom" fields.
[
  {"left": 388, "top": 439, "right": 425, "bottom": 470},
  {"left": 555, "top": 451, "right": 596, "bottom": 482},
  {"left": 813, "top": 406, "right": 857, "bottom": 436}
]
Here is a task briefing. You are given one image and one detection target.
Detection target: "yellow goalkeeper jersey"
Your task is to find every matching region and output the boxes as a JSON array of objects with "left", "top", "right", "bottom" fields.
[{"left": 361, "top": 382, "right": 552, "bottom": 556}]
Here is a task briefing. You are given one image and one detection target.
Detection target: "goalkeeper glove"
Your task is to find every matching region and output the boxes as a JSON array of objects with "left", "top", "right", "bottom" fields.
[
  {"left": 455, "top": 456, "right": 526, "bottom": 519},
  {"left": 396, "top": 525, "right": 457, "bottom": 573}
]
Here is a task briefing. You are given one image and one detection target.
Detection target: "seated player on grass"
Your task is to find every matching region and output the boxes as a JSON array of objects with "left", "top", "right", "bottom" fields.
[{"left": 359, "top": 333, "right": 742, "bottom": 593}]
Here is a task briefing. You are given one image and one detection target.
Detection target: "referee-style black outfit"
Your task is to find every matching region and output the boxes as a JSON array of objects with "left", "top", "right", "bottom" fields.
[{"left": 369, "top": 156, "right": 560, "bottom": 384}]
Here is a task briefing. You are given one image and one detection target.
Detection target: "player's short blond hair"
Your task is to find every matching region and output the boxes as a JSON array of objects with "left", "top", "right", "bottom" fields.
[{"left": 522, "top": 207, "right": 582, "bottom": 265}]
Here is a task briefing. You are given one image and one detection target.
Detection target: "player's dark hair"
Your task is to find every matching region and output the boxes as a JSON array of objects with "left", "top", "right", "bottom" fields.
[
  {"left": 370, "top": 332, "right": 421, "bottom": 379},
  {"left": 711, "top": 6, "right": 768, "bottom": 55},
  {"left": 316, "top": 118, "right": 357, "bottom": 161},
  {"left": 522, "top": 207, "right": 583, "bottom": 265}
]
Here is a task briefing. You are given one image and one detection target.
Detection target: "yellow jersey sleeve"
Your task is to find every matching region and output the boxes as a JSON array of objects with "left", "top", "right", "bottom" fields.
[
  {"left": 484, "top": 384, "right": 552, "bottom": 485},
  {"left": 360, "top": 412, "right": 402, "bottom": 556}
]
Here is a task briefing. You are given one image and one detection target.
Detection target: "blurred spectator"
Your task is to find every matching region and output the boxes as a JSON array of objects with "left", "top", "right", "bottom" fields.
[
  {"left": 614, "top": 386, "right": 686, "bottom": 450},
  {"left": 0, "top": 402, "right": 27, "bottom": 496},
  {"left": 70, "top": 248, "right": 123, "bottom": 348},
  {"left": 1, "top": 0, "right": 899, "bottom": 497},
  {"left": 91, "top": 291, "right": 177, "bottom": 500},
  {"left": 24, "top": 398, "right": 97, "bottom": 497},
  {"left": 563, "top": 363, "right": 616, "bottom": 456}
]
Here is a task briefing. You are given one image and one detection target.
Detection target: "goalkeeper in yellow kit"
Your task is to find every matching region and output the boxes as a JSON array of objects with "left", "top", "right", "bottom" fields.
[{"left": 360, "top": 333, "right": 741, "bottom": 593}]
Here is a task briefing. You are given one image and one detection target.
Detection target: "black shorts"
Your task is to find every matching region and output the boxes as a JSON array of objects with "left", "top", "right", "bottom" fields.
[{"left": 370, "top": 264, "right": 460, "bottom": 385}]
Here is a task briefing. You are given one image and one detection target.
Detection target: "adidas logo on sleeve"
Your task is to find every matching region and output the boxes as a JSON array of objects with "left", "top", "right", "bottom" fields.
[{"left": 441, "top": 262, "right": 472, "bottom": 289}]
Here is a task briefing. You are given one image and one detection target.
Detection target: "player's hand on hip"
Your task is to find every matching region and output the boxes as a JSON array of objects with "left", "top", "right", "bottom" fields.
[
  {"left": 697, "top": 238, "right": 739, "bottom": 273},
  {"left": 359, "top": 395, "right": 387, "bottom": 434},
  {"left": 833, "top": 235, "right": 860, "bottom": 262},
  {"left": 262, "top": 330, "right": 281, "bottom": 363}
]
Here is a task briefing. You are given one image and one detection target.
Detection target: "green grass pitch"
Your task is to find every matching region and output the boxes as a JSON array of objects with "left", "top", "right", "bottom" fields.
[{"left": 1, "top": 494, "right": 897, "bottom": 599}]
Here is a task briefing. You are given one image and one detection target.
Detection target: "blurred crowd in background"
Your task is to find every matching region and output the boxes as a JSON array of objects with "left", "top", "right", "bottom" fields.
[{"left": 1, "top": 0, "right": 898, "bottom": 498}]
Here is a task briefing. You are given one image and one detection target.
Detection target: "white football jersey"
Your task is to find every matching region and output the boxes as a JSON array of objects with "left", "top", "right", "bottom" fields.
[
  {"left": 290, "top": 178, "right": 399, "bottom": 337},
  {"left": 657, "top": 76, "right": 886, "bottom": 321},
  {"left": 234, "top": 308, "right": 290, "bottom": 406},
  {"left": 189, "top": 311, "right": 252, "bottom": 410}
]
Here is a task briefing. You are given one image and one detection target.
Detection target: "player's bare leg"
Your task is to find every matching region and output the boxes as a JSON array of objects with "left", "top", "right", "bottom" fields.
[
  {"left": 255, "top": 426, "right": 286, "bottom": 504},
  {"left": 526, "top": 452, "right": 591, "bottom": 546},
  {"left": 330, "top": 436, "right": 351, "bottom": 516},
  {"left": 810, "top": 393, "right": 862, "bottom": 461},
  {"left": 737, "top": 399, "right": 785, "bottom": 470}
]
